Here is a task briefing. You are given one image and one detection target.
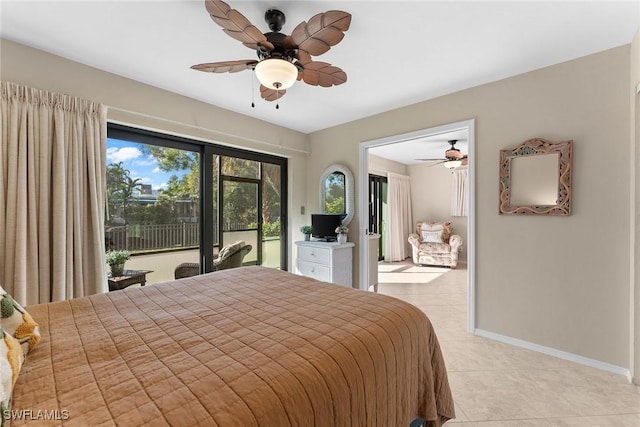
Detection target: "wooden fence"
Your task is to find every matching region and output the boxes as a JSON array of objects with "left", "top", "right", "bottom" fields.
[
  {"left": 106, "top": 223, "right": 201, "bottom": 252},
  {"left": 106, "top": 221, "right": 265, "bottom": 252}
]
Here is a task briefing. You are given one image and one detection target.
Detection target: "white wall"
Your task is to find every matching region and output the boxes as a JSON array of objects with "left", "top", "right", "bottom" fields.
[
  {"left": 630, "top": 27, "right": 640, "bottom": 382},
  {"left": 408, "top": 163, "right": 468, "bottom": 260},
  {"left": 308, "top": 45, "right": 632, "bottom": 371},
  {"left": 368, "top": 153, "right": 408, "bottom": 177}
]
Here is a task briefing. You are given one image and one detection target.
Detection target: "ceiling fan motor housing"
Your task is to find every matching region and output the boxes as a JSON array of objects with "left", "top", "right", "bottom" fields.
[
  {"left": 260, "top": 32, "right": 290, "bottom": 58},
  {"left": 445, "top": 140, "right": 463, "bottom": 160},
  {"left": 265, "top": 9, "right": 286, "bottom": 32}
]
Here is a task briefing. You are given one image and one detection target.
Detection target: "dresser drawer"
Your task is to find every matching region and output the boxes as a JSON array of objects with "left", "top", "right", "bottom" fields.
[
  {"left": 297, "top": 245, "right": 331, "bottom": 265},
  {"left": 296, "top": 260, "right": 331, "bottom": 283}
]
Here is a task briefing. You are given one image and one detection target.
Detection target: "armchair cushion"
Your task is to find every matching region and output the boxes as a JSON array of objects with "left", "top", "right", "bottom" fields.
[
  {"left": 421, "top": 230, "right": 443, "bottom": 243},
  {"left": 417, "top": 242, "right": 451, "bottom": 255},
  {"left": 418, "top": 221, "right": 453, "bottom": 243},
  {"left": 217, "top": 240, "right": 245, "bottom": 262}
]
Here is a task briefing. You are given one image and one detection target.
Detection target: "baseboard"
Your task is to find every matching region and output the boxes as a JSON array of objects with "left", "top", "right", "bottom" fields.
[{"left": 474, "top": 328, "right": 633, "bottom": 383}]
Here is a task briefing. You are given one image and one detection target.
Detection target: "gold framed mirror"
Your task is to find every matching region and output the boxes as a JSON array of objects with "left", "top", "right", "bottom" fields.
[{"left": 499, "top": 138, "right": 573, "bottom": 215}]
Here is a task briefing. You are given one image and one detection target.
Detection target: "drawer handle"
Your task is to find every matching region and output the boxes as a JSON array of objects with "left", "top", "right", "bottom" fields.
[
  {"left": 311, "top": 268, "right": 315, "bottom": 273},
  {"left": 310, "top": 252, "right": 316, "bottom": 257}
]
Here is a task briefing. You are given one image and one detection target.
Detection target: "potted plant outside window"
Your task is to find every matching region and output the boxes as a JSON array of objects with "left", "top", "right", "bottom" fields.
[
  {"left": 300, "top": 225, "right": 312, "bottom": 241},
  {"left": 106, "top": 250, "right": 130, "bottom": 277}
]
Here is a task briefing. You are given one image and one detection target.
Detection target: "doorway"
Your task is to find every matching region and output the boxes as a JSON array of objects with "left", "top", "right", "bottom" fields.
[{"left": 358, "top": 119, "right": 476, "bottom": 332}]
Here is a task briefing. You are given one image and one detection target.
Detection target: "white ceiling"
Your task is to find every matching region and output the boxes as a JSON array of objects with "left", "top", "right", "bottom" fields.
[
  {"left": 369, "top": 128, "right": 469, "bottom": 166},
  {"left": 1, "top": 0, "right": 639, "bottom": 137}
]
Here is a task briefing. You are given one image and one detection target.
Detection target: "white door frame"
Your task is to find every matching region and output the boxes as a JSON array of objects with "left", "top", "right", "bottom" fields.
[{"left": 358, "top": 119, "right": 476, "bottom": 332}]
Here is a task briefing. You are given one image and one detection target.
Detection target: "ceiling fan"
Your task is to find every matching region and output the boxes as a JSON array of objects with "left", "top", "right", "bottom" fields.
[
  {"left": 191, "top": 0, "right": 352, "bottom": 105},
  {"left": 416, "top": 140, "right": 469, "bottom": 168}
]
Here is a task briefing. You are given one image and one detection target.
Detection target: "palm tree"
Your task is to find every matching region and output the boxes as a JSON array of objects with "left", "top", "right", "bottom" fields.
[{"left": 120, "top": 175, "right": 143, "bottom": 227}]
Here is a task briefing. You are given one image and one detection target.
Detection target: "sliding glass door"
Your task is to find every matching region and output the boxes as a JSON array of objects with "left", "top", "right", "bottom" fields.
[
  {"left": 107, "top": 124, "right": 287, "bottom": 284},
  {"left": 221, "top": 176, "right": 260, "bottom": 264},
  {"left": 369, "top": 174, "right": 387, "bottom": 261}
]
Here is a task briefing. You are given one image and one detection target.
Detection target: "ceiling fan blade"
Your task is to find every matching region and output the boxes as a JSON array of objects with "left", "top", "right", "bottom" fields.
[
  {"left": 260, "top": 85, "right": 286, "bottom": 102},
  {"left": 290, "top": 10, "right": 351, "bottom": 56},
  {"left": 257, "top": 40, "right": 275, "bottom": 53},
  {"left": 283, "top": 35, "right": 297, "bottom": 51},
  {"left": 415, "top": 157, "right": 468, "bottom": 167},
  {"left": 295, "top": 50, "right": 312, "bottom": 65},
  {"left": 294, "top": 51, "right": 313, "bottom": 81},
  {"left": 205, "top": 0, "right": 271, "bottom": 50},
  {"left": 191, "top": 60, "right": 257, "bottom": 73},
  {"left": 301, "top": 62, "right": 347, "bottom": 87},
  {"left": 415, "top": 159, "right": 447, "bottom": 164}
]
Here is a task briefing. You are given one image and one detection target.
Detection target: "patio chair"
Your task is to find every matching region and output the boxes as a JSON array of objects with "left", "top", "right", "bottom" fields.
[{"left": 174, "top": 241, "right": 252, "bottom": 279}]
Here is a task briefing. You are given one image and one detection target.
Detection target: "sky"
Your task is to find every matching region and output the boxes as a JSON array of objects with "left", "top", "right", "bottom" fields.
[{"left": 106, "top": 138, "right": 184, "bottom": 193}]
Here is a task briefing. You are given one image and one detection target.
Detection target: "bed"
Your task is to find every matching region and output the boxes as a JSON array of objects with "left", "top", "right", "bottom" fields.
[{"left": 10, "top": 266, "right": 454, "bottom": 426}]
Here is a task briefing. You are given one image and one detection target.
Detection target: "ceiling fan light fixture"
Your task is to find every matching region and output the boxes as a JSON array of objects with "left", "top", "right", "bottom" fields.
[
  {"left": 255, "top": 58, "right": 298, "bottom": 90},
  {"left": 443, "top": 160, "right": 462, "bottom": 169}
]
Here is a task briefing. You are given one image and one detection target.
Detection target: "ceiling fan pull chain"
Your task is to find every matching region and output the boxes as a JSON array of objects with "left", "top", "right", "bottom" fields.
[{"left": 251, "top": 69, "right": 256, "bottom": 108}]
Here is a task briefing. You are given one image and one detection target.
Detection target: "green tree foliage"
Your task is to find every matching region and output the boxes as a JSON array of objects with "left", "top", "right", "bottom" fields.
[
  {"left": 106, "top": 162, "right": 142, "bottom": 225},
  {"left": 143, "top": 146, "right": 199, "bottom": 204},
  {"left": 261, "top": 163, "right": 281, "bottom": 225},
  {"left": 127, "top": 203, "right": 178, "bottom": 225},
  {"left": 219, "top": 157, "right": 281, "bottom": 232},
  {"left": 111, "top": 147, "right": 282, "bottom": 238},
  {"left": 247, "top": 219, "right": 281, "bottom": 238},
  {"left": 324, "top": 172, "right": 345, "bottom": 214},
  {"left": 263, "top": 219, "right": 281, "bottom": 238}
]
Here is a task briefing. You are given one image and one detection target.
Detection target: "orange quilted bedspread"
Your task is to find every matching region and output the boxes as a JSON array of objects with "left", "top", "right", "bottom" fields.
[{"left": 11, "top": 266, "right": 454, "bottom": 426}]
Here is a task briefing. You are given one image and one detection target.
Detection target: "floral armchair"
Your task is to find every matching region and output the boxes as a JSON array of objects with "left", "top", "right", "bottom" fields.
[{"left": 407, "top": 221, "right": 463, "bottom": 268}]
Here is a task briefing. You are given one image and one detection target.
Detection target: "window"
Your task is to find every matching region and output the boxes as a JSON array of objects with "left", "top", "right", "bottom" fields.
[{"left": 106, "top": 124, "right": 288, "bottom": 284}]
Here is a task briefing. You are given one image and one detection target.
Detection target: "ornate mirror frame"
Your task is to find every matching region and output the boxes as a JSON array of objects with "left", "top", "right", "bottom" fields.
[
  {"left": 319, "top": 164, "right": 355, "bottom": 226},
  {"left": 499, "top": 138, "right": 573, "bottom": 215}
]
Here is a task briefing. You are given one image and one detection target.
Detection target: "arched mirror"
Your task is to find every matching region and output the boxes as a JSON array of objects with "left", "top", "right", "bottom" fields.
[{"left": 319, "top": 164, "right": 354, "bottom": 226}]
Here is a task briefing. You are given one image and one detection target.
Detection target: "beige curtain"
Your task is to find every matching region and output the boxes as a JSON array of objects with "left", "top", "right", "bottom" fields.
[
  {"left": 451, "top": 167, "right": 468, "bottom": 217},
  {"left": 0, "top": 81, "right": 107, "bottom": 305},
  {"left": 384, "top": 173, "right": 412, "bottom": 262}
]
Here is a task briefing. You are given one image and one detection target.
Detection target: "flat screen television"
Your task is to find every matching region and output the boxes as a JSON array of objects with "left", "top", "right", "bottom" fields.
[{"left": 311, "top": 214, "right": 345, "bottom": 241}]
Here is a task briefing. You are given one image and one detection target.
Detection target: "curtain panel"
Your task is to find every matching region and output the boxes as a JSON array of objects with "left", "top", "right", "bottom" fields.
[
  {"left": 0, "top": 81, "right": 107, "bottom": 305},
  {"left": 451, "top": 167, "right": 468, "bottom": 217},
  {"left": 384, "top": 173, "right": 412, "bottom": 262}
]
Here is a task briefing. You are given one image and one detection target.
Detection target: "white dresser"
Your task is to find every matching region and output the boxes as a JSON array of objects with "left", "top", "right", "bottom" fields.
[{"left": 295, "top": 240, "right": 355, "bottom": 287}]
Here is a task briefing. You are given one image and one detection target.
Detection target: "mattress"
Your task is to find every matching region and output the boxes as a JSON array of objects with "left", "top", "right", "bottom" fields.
[{"left": 10, "top": 266, "right": 454, "bottom": 426}]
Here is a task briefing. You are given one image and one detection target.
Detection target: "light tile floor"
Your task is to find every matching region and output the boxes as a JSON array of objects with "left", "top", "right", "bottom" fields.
[{"left": 377, "top": 260, "right": 640, "bottom": 427}]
